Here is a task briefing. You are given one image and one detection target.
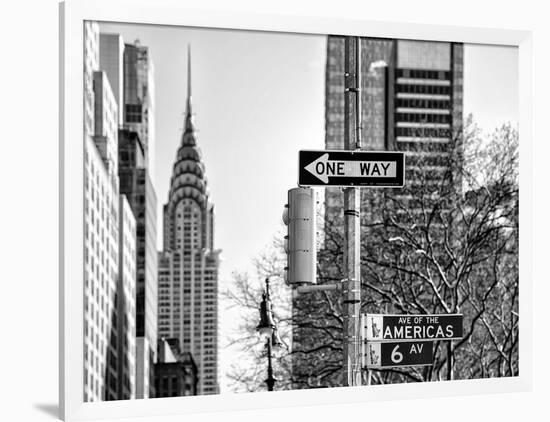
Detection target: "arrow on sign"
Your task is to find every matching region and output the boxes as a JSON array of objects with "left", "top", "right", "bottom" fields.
[{"left": 304, "top": 153, "right": 397, "bottom": 184}]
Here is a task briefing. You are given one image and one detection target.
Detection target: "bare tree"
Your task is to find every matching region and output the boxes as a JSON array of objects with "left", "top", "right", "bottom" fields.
[
  {"left": 224, "top": 117, "right": 519, "bottom": 391},
  {"left": 362, "top": 120, "right": 519, "bottom": 382},
  {"left": 221, "top": 239, "right": 295, "bottom": 392}
]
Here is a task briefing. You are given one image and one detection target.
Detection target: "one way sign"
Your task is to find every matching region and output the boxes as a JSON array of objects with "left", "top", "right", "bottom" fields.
[{"left": 298, "top": 150, "right": 405, "bottom": 187}]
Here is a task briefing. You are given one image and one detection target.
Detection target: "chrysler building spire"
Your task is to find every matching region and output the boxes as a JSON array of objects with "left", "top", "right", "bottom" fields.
[{"left": 184, "top": 44, "right": 195, "bottom": 133}]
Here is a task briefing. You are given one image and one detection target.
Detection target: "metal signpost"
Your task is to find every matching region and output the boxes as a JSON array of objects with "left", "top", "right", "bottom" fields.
[
  {"left": 317, "top": 36, "right": 404, "bottom": 387},
  {"left": 298, "top": 150, "right": 405, "bottom": 187},
  {"left": 290, "top": 36, "right": 461, "bottom": 387},
  {"left": 342, "top": 36, "right": 363, "bottom": 388}
]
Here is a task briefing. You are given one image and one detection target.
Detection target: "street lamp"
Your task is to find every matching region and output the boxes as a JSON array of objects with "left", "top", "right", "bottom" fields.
[
  {"left": 256, "top": 278, "right": 280, "bottom": 391},
  {"left": 256, "top": 294, "right": 275, "bottom": 338}
]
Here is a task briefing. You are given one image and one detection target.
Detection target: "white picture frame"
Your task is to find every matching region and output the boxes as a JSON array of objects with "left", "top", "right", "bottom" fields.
[{"left": 59, "top": 0, "right": 533, "bottom": 420}]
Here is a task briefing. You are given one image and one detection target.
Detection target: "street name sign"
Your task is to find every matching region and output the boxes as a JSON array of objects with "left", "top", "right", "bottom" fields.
[
  {"left": 365, "top": 340, "right": 433, "bottom": 368},
  {"left": 298, "top": 150, "right": 405, "bottom": 187},
  {"left": 365, "top": 314, "right": 463, "bottom": 342}
]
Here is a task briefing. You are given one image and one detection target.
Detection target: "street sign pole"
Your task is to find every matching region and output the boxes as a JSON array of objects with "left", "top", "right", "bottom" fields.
[{"left": 343, "top": 36, "right": 362, "bottom": 387}]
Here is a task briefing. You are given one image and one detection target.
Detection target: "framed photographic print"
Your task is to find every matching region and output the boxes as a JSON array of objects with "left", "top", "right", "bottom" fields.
[{"left": 59, "top": 0, "right": 533, "bottom": 420}]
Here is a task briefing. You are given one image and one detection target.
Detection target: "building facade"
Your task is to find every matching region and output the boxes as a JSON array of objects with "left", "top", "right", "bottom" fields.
[
  {"left": 323, "top": 37, "right": 463, "bottom": 219},
  {"left": 118, "top": 128, "right": 158, "bottom": 399},
  {"left": 100, "top": 33, "right": 125, "bottom": 126},
  {"left": 123, "top": 41, "right": 156, "bottom": 175},
  {"left": 84, "top": 22, "right": 152, "bottom": 402},
  {"left": 115, "top": 195, "right": 137, "bottom": 400},
  {"left": 113, "top": 38, "right": 159, "bottom": 399},
  {"left": 158, "top": 51, "right": 220, "bottom": 395},
  {"left": 154, "top": 339, "right": 198, "bottom": 397},
  {"left": 83, "top": 20, "right": 127, "bottom": 398},
  {"left": 84, "top": 133, "right": 121, "bottom": 402},
  {"left": 84, "top": 22, "right": 99, "bottom": 142},
  {"left": 291, "top": 37, "right": 464, "bottom": 388},
  {"left": 92, "top": 71, "right": 119, "bottom": 180}
]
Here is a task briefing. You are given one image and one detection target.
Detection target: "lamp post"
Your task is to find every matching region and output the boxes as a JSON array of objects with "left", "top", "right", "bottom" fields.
[{"left": 256, "top": 278, "right": 281, "bottom": 391}]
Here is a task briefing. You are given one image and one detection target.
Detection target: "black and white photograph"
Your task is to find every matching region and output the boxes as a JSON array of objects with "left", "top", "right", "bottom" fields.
[
  {"left": 81, "top": 18, "right": 519, "bottom": 402},
  {"left": 8, "top": 0, "right": 550, "bottom": 420}
]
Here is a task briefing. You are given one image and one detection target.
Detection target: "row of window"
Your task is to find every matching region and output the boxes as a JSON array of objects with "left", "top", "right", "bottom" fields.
[
  {"left": 395, "top": 98, "right": 451, "bottom": 110},
  {"left": 395, "top": 127, "right": 451, "bottom": 138},
  {"left": 395, "top": 113, "right": 451, "bottom": 124},
  {"left": 397, "top": 84, "right": 451, "bottom": 96},
  {"left": 396, "top": 68, "right": 451, "bottom": 80}
]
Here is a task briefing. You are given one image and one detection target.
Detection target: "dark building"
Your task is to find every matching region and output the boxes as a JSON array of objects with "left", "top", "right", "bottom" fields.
[
  {"left": 123, "top": 41, "right": 155, "bottom": 169},
  {"left": 291, "top": 37, "right": 464, "bottom": 388},
  {"left": 118, "top": 127, "right": 158, "bottom": 398},
  {"left": 323, "top": 37, "right": 463, "bottom": 220},
  {"left": 118, "top": 128, "right": 146, "bottom": 169},
  {"left": 154, "top": 338, "right": 198, "bottom": 397}
]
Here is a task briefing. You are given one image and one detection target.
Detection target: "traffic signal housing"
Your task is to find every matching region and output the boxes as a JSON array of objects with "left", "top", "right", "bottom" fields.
[{"left": 282, "top": 187, "right": 317, "bottom": 284}]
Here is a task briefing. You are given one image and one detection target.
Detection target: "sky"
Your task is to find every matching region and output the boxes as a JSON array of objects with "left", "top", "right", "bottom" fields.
[
  {"left": 99, "top": 22, "right": 518, "bottom": 393},
  {"left": 463, "top": 43, "right": 518, "bottom": 131}
]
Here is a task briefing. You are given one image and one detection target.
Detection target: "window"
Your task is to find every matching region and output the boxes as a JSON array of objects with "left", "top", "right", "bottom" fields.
[{"left": 125, "top": 104, "right": 142, "bottom": 123}]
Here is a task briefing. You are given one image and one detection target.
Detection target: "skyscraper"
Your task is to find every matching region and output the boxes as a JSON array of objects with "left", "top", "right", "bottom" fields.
[
  {"left": 291, "top": 37, "right": 464, "bottom": 388},
  {"left": 92, "top": 71, "right": 119, "bottom": 180},
  {"left": 323, "top": 37, "right": 463, "bottom": 218},
  {"left": 83, "top": 21, "right": 129, "bottom": 397},
  {"left": 84, "top": 133, "right": 121, "bottom": 402},
  {"left": 118, "top": 128, "right": 158, "bottom": 399},
  {"left": 100, "top": 33, "right": 125, "bottom": 126},
  {"left": 117, "top": 39, "right": 159, "bottom": 399},
  {"left": 123, "top": 41, "right": 156, "bottom": 175},
  {"left": 84, "top": 24, "right": 155, "bottom": 402},
  {"left": 114, "top": 195, "right": 137, "bottom": 400},
  {"left": 158, "top": 49, "right": 220, "bottom": 395},
  {"left": 84, "top": 21, "right": 99, "bottom": 142}
]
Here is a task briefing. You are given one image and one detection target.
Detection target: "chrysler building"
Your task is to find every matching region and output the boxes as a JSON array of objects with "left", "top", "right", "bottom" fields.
[{"left": 157, "top": 48, "right": 220, "bottom": 395}]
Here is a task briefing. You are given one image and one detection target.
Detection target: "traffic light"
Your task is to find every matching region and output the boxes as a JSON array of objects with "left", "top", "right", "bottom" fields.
[{"left": 282, "top": 187, "right": 317, "bottom": 284}]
